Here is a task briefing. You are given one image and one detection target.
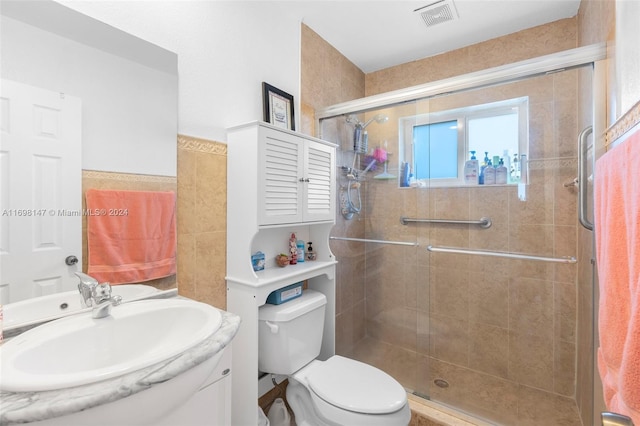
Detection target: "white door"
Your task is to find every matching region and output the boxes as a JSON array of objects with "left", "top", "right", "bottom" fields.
[
  {"left": 302, "top": 140, "right": 335, "bottom": 223},
  {"left": 0, "top": 80, "right": 82, "bottom": 304}
]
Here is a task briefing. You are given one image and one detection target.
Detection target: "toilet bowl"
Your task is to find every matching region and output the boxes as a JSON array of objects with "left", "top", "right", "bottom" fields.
[
  {"left": 286, "top": 356, "right": 411, "bottom": 426},
  {"left": 258, "top": 290, "right": 411, "bottom": 426}
]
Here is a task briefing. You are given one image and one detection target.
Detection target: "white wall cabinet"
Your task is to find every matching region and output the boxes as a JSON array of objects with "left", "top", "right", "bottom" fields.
[
  {"left": 226, "top": 122, "right": 337, "bottom": 426},
  {"left": 255, "top": 123, "right": 335, "bottom": 226}
]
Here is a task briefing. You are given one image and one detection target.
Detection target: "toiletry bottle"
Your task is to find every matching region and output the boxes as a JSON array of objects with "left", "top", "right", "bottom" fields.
[
  {"left": 464, "top": 151, "right": 479, "bottom": 185},
  {"left": 400, "top": 162, "right": 410, "bottom": 187},
  {"left": 495, "top": 158, "right": 508, "bottom": 184},
  {"left": 289, "top": 233, "right": 297, "bottom": 265},
  {"left": 502, "top": 150, "right": 511, "bottom": 183},
  {"left": 484, "top": 159, "right": 496, "bottom": 185},
  {"left": 306, "top": 242, "right": 317, "bottom": 261},
  {"left": 479, "top": 152, "right": 490, "bottom": 184},
  {"left": 512, "top": 153, "right": 519, "bottom": 182},
  {"left": 361, "top": 130, "right": 369, "bottom": 153},
  {"left": 296, "top": 240, "right": 305, "bottom": 262},
  {"left": 353, "top": 126, "right": 362, "bottom": 152}
]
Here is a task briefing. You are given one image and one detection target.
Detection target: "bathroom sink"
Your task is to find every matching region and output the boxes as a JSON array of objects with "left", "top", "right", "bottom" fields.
[
  {"left": 0, "top": 298, "right": 223, "bottom": 392},
  {"left": 3, "top": 284, "right": 160, "bottom": 331}
]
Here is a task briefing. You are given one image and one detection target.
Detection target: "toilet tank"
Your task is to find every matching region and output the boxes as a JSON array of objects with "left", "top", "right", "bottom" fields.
[{"left": 258, "top": 290, "right": 327, "bottom": 375}]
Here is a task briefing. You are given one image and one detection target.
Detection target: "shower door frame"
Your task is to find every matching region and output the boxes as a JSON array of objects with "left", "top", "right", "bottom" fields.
[{"left": 318, "top": 43, "right": 609, "bottom": 426}]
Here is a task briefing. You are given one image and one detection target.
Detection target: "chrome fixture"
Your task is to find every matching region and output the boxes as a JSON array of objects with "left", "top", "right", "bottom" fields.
[
  {"left": 330, "top": 236, "right": 419, "bottom": 247},
  {"left": 426, "top": 245, "right": 577, "bottom": 264},
  {"left": 578, "top": 126, "right": 594, "bottom": 230},
  {"left": 75, "top": 272, "right": 122, "bottom": 319},
  {"left": 602, "top": 412, "right": 634, "bottom": 426},
  {"left": 400, "top": 216, "right": 492, "bottom": 228}
]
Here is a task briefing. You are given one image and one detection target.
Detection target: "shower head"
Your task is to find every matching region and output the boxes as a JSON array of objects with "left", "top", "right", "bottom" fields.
[
  {"left": 346, "top": 113, "right": 389, "bottom": 129},
  {"left": 360, "top": 114, "right": 389, "bottom": 129}
]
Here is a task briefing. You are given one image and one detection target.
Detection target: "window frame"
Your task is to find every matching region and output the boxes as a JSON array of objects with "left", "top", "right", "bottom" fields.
[{"left": 399, "top": 96, "right": 529, "bottom": 188}]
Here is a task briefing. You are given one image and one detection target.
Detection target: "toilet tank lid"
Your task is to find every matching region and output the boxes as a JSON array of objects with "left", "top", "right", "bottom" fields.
[{"left": 259, "top": 290, "right": 326, "bottom": 322}]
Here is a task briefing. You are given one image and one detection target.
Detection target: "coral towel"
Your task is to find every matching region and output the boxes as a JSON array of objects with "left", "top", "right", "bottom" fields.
[
  {"left": 86, "top": 189, "right": 176, "bottom": 285},
  {"left": 595, "top": 128, "right": 640, "bottom": 425}
]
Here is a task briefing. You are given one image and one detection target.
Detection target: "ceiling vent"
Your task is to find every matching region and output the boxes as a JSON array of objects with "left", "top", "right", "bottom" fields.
[{"left": 416, "top": 0, "right": 459, "bottom": 28}]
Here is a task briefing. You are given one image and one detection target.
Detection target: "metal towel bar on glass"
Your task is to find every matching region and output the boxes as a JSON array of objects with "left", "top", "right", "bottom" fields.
[
  {"left": 330, "top": 236, "right": 419, "bottom": 247},
  {"left": 427, "top": 245, "right": 577, "bottom": 264},
  {"left": 400, "top": 216, "right": 492, "bottom": 228}
]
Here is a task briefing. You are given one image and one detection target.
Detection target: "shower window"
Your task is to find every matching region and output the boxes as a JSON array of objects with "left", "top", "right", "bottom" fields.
[{"left": 400, "top": 96, "right": 529, "bottom": 187}]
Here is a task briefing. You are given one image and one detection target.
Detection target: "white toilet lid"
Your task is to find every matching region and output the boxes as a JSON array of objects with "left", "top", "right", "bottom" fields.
[{"left": 306, "top": 356, "right": 407, "bottom": 414}]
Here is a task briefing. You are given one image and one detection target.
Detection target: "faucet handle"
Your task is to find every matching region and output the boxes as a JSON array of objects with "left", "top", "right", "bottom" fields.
[{"left": 91, "top": 282, "right": 113, "bottom": 303}]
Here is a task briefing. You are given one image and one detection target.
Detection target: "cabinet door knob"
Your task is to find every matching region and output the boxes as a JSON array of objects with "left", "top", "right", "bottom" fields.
[
  {"left": 304, "top": 178, "right": 310, "bottom": 182},
  {"left": 299, "top": 178, "right": 305, "bottom": 182}
]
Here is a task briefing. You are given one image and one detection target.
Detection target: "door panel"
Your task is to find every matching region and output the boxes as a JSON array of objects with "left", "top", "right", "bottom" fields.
[{"left": 0, "top": 80, "right": 82, "bottom": 303}]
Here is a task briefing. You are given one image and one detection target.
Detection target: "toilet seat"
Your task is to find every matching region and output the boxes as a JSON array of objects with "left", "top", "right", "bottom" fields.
[{"left": 305, "top": 355, "right": 407, "bottom": 414}]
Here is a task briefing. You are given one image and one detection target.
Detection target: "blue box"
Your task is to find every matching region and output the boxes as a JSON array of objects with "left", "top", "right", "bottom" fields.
[
  {"left": 266, "top": 282, "right": 303, "bottom": 305},
  {"left": 251, "top": 251, "right": 265, "bottom": 271}
]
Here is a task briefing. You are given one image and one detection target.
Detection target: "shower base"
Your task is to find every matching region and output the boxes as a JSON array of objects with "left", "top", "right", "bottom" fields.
[{"left": 344, "top": 336, "right": 583, "bottom": 426}]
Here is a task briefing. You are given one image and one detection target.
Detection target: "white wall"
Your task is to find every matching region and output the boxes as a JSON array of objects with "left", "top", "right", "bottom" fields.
[
  {"left": 1, "top": 14, "right": 178, "bottom": 176},
  {"left": 58, "top": 1, "right": 302, "bottom": 143}
]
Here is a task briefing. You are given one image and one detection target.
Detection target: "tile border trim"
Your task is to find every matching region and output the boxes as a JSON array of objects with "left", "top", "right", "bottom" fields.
[
  {"left": 178, "top": 134, "right": 227, "bottom": 155},
  {"left": 606, "top": 99, "right": 640, "bottom": 146}
]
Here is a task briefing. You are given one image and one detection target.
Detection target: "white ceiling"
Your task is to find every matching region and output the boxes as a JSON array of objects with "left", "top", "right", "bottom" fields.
[{"left": 279, "top": 0, "right": 581, "bottom": 73}]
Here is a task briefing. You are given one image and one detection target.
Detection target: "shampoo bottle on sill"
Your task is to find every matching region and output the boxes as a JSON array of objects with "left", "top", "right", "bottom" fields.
[
  {"left": 464, "top": 151, "right": 479, "bottom": 185},
  {"left": 495, "top": 158, "right": 508, "bottom": 185},
  {"left": 483, "top": 159, "right": 496, "bottom": 185}
]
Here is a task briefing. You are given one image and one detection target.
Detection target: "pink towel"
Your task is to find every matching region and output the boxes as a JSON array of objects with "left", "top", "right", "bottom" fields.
[
  {"left": 86, "top": 189, "right": 177, "bottom": 285},
  {"left": 595, "top": 128, "right": 640, "bottom": 424}
]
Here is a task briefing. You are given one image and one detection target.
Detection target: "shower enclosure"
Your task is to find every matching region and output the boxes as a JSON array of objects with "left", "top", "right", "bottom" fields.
[{"left": 319, "top": 45, "right": 606, "bottom": 425}]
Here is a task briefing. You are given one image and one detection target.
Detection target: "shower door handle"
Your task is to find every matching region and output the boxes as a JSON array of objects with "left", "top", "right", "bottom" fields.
[
  {"left": 578, "top": 126, "right": 593, "bottom": 231},
  {"left": 602, "top": 412, "right": 634, "bottom": 426}
]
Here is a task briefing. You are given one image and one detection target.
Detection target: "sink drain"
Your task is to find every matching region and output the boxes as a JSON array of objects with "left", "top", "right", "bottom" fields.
[{"left": 433, "top": 378, "right": 450, "bottom": 388}]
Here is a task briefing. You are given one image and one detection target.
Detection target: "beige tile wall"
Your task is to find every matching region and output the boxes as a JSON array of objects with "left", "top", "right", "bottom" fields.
[
  {"left": 177, "top": 135, "right": 228, "bottom": 309},
  {"left": 81, "top": 170, "right": 177, "bottom": 290}
]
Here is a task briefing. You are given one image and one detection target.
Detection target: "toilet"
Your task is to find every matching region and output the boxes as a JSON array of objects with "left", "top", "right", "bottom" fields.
[{"left": 258, "top": 290, "right": 411, "bottom": 426}]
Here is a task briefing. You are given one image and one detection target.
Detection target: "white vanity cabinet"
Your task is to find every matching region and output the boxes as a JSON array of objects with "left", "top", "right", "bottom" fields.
[{"left": 226, "top": 121, "right": 337, "bottom": 426}]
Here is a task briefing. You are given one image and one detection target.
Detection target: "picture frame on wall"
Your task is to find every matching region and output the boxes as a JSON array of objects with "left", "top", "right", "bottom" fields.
[{"left": 262, "top": 82, "right": 295, "bottom": 131}]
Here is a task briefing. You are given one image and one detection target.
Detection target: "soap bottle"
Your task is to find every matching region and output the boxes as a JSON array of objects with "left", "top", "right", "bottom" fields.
[
  {"left": 479, "top": 152, "right": 490, "bottom": 184},
  {"left": 495, "top": 158, "right": 508, "bottom": 184},
  {"left": 306, "top": 242, "right": 317, "bottom": 261},
  {"left": 484, "top": 159, "right": 496, "bottom": 185},
  {"left": 463, "top": 151, "right": 479, "bottom": 185},
  {"left": 296, "top": 240, "right": 305, "bottom": 263}
]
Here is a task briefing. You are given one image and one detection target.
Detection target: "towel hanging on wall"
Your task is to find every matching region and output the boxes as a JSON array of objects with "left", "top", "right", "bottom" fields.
[
  {"left": 594, "top": 128, "right": 640, "bottom": 425},
  {"left": 86, "top": 189, "right": 177, "bottom": 285}
]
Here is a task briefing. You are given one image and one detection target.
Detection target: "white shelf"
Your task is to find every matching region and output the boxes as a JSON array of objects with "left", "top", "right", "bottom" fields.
[{"left": 226, "top": 259, "right": 337, "bottom": 289}]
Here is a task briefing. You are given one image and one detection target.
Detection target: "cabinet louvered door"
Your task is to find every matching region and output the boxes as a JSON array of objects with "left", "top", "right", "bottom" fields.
[
  {"left": 302, "top": 141, "right": 335, "bottom": 222},
  {"left": 257, "top": 129, "right": 304, "bottom": 225}
]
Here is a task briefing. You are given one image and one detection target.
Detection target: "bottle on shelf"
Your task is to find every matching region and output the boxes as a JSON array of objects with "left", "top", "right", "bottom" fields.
[
  {"left": 483, "top": 159, "right": 496, "bottom": 185},
  {"left": 495, "top": 158, "right": 508, "bottom": 184},
  {"left": 479, "top": 151, "right": 490, "bottom": 184},
  {"left": 296, "top": 239, "right": 305, "bottom": 263},
  {"left": 464, "top": 151, "right": 479, "bottom": 185}
]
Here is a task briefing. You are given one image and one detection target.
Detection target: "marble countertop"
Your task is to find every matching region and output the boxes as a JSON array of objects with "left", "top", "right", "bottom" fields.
[{"left": 0, "top": 308, "right": 240, "bottom": 425}]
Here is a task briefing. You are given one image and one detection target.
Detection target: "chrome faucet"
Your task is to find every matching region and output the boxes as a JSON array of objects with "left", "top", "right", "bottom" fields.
[{"left": 75, "top": 272, "right": 122, "bottom": 318}]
